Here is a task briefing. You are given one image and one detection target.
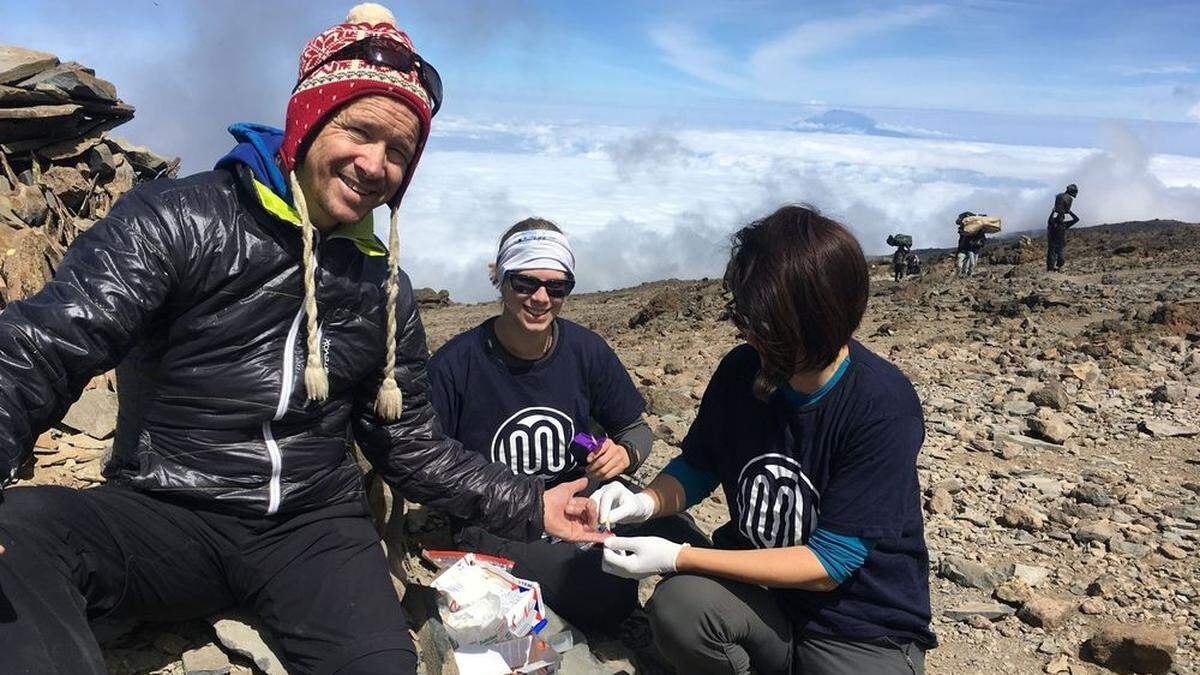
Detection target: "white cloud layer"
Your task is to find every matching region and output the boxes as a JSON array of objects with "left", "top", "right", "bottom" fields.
[{"left": 389, "top": 118, "right": 1200, "bottom": 302}]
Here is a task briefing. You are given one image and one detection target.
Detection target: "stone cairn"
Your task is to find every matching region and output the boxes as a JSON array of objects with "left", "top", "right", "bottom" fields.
[{"left": 0, "top": 44, "right": 177, "bottom": 309}]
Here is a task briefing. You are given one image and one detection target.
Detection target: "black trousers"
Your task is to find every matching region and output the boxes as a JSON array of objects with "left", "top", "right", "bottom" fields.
[
  {"left": 0, "top": 484, "right": 415, "bottom": 675},
  {"left": 1047, "top": 238, "right": 1066, "bottom": 270},
  {"left": 455, "top": 511, "right": 711, "bottom": 633}
]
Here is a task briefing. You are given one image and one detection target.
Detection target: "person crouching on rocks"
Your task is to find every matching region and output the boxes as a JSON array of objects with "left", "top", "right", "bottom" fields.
[
  {"left": 428, "top": 218, "right": 707, "bottom": 632},
  {"left": 592, "top": 204, "right": 936, "bottom": 674}
]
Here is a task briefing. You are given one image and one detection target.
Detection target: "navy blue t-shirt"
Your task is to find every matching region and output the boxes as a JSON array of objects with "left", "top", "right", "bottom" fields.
[
  {"left": 680, "top": 340, "right": 936, "bottom": 647},
  {"left": 429, "top": 318, "right": 645, "bottom": 484}
]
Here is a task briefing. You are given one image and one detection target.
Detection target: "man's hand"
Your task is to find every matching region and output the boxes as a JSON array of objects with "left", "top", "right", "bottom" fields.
[
  {"left": 590, "top": 481, "right": 656, "bottom": 527},
  {"left": 601, "top": 536, "right": 686, "bottom": 579},
  {"left": 585, "top": 439, "right": 631, "bottom": 481},
  {"left": 543, "top": 477, "right": 606, "bottom": 543}
]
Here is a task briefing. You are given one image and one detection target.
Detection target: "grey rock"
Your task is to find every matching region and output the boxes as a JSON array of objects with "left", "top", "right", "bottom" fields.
[
  {"left": 0, "top": 102, "right": 80, "bottom": 121},
  {"left": 559, "top": 644, "right": 610, "bottom": 674},
  {"left": 999, "top": 504, "right": 1046, "bottom": 531},
  {"left": 0, "top": 45, "right": 58, "bottom": 85},
  {"left": 1068, "top": 484, "right": 1114, "bottom": 507},
  {"left": 1159, "top": 542, "right": 1187, "bottom": 560},
  {"left": 18, "top": 61, "right": 118, "bottom": 102},
  {"left": 1108, "top": 538, "right": 1152, "bottom": 558},
  {"left": 212, "top": 616, "right": 286, "bottom": 675},
  {"left": 0, "top": 82, "right": 66, "bottom": 105},
  {"left": 105, "top": 136, "right": 175, "bottom": 176},
  {"left": 993, "top": 578, "right": 1033, "bottom": 606},
  {"left": 1138, "top": 419, "right": 1199, "bottom": 437},
  {"left": 943, "top": 602, "right": 1016, "bottom": 621},
  {"left": 62, "top": 389, "right": 118, "bottom": 439},
  {"left": 1150, "top": 382, "right": 1185, "bottom": 404},
  {"left": 1028, "top": 412, "right": 1074, "bottom": 444},
  {"left": 1029, "top": 382, "right": 1070, "bottom": 410},
  {"left": 1074, "top": 520, "right": 1117, "bottom": 544},
  {"left": 87, "top": 142, "right": 117, "bottom": 179},
  {"left": 1010, "top": 563, "right": 1050, "bottom": 588},
  {"left": 1003, "top": 399, "right": 1037, "bottom": 416},
  {"left": 937, "top": 555, "right": 1003, "bottom": 591},
  {"left": 926, "top": 487, "right": 954, "bottom": 515},
  {"left": 993, "top": 431, "right": 1065, "bottom": 452},
  {"left": 181, "top": 643, "right": 231, "bottom": 675},
  {"left": 1020, "top": 476, "right": 1064, "bottom": 498},
  {"left": 1087, "top": 574, "right": 1121, "bottom": 598}
]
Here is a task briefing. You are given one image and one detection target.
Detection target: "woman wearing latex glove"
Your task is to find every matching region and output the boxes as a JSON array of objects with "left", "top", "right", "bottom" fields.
[
  {"left": 425, "top": 219, "right": 704, "bottom": 632},
  {"left": 593, "top": 206, "right": 934, "bottom": 675}
]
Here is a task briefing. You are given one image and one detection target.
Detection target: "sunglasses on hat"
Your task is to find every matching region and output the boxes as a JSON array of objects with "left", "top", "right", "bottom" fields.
[
  {"left": 296, "top": 36, "right": 443, "bottom": 117},
  {"left": 505, "top": 272, "right": 575, "bottom": 299}
]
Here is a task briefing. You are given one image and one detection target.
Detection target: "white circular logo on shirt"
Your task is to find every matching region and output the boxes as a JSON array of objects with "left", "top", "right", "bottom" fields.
[
  {"left": 736, "top": 453, "right": 820, "bottom": 549},
  {"left": 490, "top": 406, "right": 576, "bottom": 476}
]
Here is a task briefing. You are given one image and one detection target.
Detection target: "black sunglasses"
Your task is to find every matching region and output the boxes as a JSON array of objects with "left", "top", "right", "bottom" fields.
[
  {"left": 295, "top": 36, "right": 443, "bottom": 117},
  {"left": 506, "top": 272, "right": 575, "bottom": 299}
]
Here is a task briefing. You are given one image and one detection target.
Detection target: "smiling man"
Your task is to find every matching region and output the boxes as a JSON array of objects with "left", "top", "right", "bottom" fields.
[{"left": 0, "top": 5, "right": 599, "bottom": 674}]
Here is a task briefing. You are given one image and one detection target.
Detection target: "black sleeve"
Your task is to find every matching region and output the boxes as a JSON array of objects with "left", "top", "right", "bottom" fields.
[
  {"left": 608, "top": 415, "right": 652, "bottom": 473},
  {"left": 0, "top": 187, "right": 178, "bottom": 486},
  {"left": 353, "top": 276, "right": 544, "bottom": 541}
]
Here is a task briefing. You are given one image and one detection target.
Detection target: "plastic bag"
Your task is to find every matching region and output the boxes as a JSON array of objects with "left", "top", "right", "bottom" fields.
[{"left": 430, "top": 553, "right": 549, "bottom": 647}]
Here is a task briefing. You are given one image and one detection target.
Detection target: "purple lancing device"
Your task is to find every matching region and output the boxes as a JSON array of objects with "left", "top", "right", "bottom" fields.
[{"left": 572, "top": 432, "right": 604, "bottom": 454}]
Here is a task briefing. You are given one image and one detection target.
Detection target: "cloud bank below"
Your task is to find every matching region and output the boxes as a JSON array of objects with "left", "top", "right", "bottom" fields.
[{"left": 390, "top": 117, "right": 1200, "bottom": 302}]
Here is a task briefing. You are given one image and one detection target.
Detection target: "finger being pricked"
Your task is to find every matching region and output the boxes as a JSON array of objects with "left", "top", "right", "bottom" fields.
[{"left": 564, "top": 496, "right": 599, "bottom": 523}]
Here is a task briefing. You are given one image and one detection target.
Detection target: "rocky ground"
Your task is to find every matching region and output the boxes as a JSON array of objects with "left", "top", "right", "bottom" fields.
[
  {"left": 9, "top": 216, "right": 1199, "bottom": 674},
  {"left": 422, "top": 219, "right": 1200, "bottom": 675},
  {"left": 5, "top": 42, "right": 1198, "bottom": 672}
]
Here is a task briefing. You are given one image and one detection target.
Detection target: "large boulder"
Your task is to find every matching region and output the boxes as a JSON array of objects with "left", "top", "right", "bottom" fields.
[
  {"left": 1082, "top": 622, "right": 1176, "bottom": 674},
  {"left": 0, "top": 45, "right": 58, "bottom": 85}
]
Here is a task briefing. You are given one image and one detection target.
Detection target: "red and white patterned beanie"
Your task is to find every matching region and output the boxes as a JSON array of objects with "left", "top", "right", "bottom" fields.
[{"left": 281, "top": 2, "right": 433, "bottom": 208}]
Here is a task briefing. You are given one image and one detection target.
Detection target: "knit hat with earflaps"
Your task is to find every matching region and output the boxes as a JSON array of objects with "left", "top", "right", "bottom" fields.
[{"left": 281, "top": 3, "right": 435, "bottom": 421}]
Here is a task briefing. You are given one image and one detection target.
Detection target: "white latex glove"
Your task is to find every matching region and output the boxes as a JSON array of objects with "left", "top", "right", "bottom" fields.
[
  {"left": 590, "top": 482, "right": 656, "bottom": 527},
  {"left": 601, "top": 536, "right": 687, "bottom": 579}
]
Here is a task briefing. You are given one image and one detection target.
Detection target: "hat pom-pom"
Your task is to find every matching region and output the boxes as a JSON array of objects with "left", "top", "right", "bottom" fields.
[
  {"left": 375, "top": 377, "right": 403, "bottom": 421},
  {"left": 346, "top": 3, "right": 396, "bottom": 26}
]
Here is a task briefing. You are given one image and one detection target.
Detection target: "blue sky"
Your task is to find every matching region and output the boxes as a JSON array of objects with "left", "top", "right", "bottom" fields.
[{"left": 4, "top": 0, "right": 1199, "bottom": 300}]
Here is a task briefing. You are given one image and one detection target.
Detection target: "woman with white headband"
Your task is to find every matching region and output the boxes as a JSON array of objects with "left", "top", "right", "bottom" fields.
[{"left": 428, "top": 217, "right": 707, "bottom": 631}]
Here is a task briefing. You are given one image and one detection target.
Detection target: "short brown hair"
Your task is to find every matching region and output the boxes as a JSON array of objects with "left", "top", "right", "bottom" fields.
[{"left": 723, "top": 204, "right": 869, "bottom": 400}]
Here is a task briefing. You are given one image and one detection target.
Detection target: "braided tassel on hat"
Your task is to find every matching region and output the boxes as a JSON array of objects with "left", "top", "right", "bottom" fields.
[
  {"left": 375, "top": 206, "right": 403, "bottom": 421},
  {"left": 288, "top": 172, "right": 330, "bottom": 402}
]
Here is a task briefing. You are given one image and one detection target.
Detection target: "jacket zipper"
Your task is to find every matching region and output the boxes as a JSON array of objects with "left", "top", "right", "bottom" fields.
[{"left": 262, "top": 239, "right": 319, "bottom": 515}]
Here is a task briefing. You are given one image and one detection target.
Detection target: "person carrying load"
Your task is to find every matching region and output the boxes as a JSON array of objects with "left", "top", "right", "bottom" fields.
[
  {"left": 1046, "top": 183, "right": 1079, "bottom": 272},
  {"left": 954, "top": 211, "right": 994, "bottom": 277},
  {"left": 886, "top": 233, "right": 912, "bottom": 282}
]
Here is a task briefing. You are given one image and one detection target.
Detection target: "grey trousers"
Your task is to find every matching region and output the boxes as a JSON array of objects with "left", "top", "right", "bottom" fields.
[
  {"left": 956, "top": 251, "right": 978, "bottom": 277},
  {"left": 647, "top": 574, "right": 925, "bottom": 675}
]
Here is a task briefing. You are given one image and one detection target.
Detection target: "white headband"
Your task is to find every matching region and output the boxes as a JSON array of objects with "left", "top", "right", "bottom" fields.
[{"left": 494, "top": 230, "right": 576, "bottom": 286}]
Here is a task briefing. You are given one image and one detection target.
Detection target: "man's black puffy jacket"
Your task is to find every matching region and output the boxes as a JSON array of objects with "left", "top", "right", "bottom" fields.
[{"left": 0, "top": 166, "right": 543, "bottom": 539}]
